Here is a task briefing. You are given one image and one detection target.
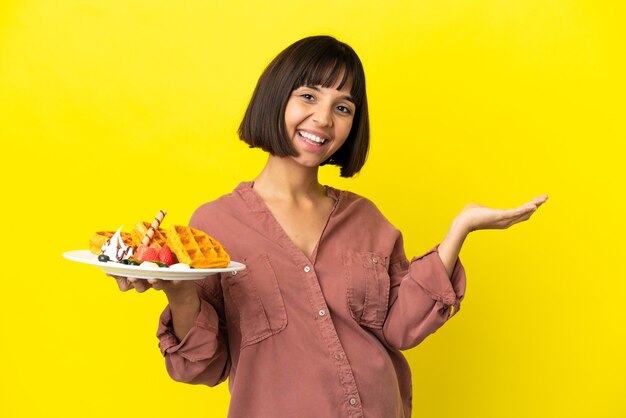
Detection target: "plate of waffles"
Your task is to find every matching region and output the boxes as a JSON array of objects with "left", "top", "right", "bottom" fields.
[
  {"left": 69, "top": 210, "right": 245, "bottom": 280},
  {"left": 63, "top": 250, "right": 246, "bottom": 280}
]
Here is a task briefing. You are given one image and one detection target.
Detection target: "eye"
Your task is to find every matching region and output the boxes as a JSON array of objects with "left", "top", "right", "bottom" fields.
[
  {"left": 336, "top": 105, "right": 353, "bottom": 115},
  {"left": 300, "top": 93, "right": 315, "bottom": 101}
]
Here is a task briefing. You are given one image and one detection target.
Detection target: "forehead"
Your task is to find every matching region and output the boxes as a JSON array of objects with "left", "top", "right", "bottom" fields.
[
  {"left": 329, "top": 73, "right": 353, "bottom": 93},
  {"left": 301, "top": 61, "right": 348, "bottom": 85},
  {"left": 287, "top": 52, "right": 364, "bottom": 105},
  {"left": 298, "top": 65, "right": 354, "bottom": 94}
]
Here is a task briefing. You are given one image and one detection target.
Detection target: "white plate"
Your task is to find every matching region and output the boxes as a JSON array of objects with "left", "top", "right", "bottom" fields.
[{"left": 63, "top": 250, "right": 246, "bottom": 280}]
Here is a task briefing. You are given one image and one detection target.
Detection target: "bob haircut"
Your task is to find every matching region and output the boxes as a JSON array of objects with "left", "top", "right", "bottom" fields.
[{"left": 238, "top": 35, "right": 369, "bottom": 178}]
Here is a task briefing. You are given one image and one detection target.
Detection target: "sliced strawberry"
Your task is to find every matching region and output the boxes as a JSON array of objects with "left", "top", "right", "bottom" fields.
[
  {"left": 158, "top": 245, "right": 177, "bottom": 266},
  {"left": 141, "top": 247, "right": 160, "bottom": 262},
  {"left": 134, "top": 244, "right": 149, "bottom": 260}
]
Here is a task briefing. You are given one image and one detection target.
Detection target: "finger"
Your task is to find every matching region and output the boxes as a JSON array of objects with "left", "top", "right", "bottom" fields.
[
  {"left": 515, "top": 195, "right": 548, "bottom": 215},
  {"left": 525, "top": 194, "right": 549, "bottom": 208},
  {"left": 147, "top": 278, "right": 165, "bottom": 291},
  {"left": 504, "top": 205, "right": 536, "bottom": 220},
  {"left": 108, "top": 274, "right": 134, "bottom": 292},
  {"left": 504, "top": 207, "right": 539, "bottom": 228},
  {"left": 128, "top": 278, "right": 152, "bottom": 293},
  {"left": 533, "top": 195, "right": 549, "bottom": 209}
]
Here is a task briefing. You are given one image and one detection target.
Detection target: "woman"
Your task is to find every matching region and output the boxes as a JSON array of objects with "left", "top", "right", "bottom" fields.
[{"left": 115, "top": 36, "right": 547, "bottom": 418}]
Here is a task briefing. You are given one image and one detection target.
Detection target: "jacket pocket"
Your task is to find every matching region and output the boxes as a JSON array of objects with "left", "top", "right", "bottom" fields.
[
  {"left": 343, "top": 249, "right": 391, "bottom": 329},
  {"left": 224, "top": 253, "right": 287, "bottom": 349}
]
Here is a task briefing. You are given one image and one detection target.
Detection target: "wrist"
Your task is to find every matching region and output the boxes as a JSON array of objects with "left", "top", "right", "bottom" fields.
[
  {"left": 451, "top": 215, "right": 472, "bottom": 236},
  {"left": 168, "top": 295, "right": 200, "bottom": 321},
  {"left": 165, "top": 286, "right": 199, "bottom": 307}
]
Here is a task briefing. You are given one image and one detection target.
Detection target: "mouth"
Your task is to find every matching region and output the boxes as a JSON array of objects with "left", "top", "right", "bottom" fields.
[{"left": 298, "top": 130, "right": 328, "bottom": 146}]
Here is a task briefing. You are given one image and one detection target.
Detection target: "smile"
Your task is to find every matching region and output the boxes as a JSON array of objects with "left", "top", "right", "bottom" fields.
[{"left": 298, "top": 130, "right": 327, "bottom": 145}]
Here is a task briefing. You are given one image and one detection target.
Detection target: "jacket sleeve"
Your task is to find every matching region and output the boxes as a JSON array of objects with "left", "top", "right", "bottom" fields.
[
  {"left": 382, "top": 233, "right": 466, "bottom": 350},
  {"left": 156, "top": 276, "right": 231, "bottom": 386}
]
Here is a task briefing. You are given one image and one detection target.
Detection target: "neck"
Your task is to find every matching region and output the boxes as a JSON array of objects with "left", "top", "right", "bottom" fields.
[{"left": 253, "top": 156, "right": 325, "bottom": 202}]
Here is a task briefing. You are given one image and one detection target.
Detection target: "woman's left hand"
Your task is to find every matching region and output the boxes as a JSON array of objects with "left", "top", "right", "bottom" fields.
[
  {"left": 437, "top": 194, "right": 548, "bottom": 277},
  {"left": 456, "top": 194, "right": 549, "bottom": 233}
]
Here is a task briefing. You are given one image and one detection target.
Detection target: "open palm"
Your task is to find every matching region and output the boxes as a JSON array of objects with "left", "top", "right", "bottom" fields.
[{"left": 459, "top": 194, "right": 548, "bottom": 232}]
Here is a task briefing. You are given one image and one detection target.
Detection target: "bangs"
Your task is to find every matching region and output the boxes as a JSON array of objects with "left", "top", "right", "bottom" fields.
[{"left": 293, "top": 47, "right": 365, "bottom": 106}]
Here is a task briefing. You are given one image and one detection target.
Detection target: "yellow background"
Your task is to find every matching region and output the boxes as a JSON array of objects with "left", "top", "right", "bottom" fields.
[{"left": 1, "top": 0, "right": 624, "bottom": 417}]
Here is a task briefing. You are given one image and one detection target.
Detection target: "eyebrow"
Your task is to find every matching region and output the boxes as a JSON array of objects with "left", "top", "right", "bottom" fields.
[{"left": 304, "top": 85, "right": 355, "bottom": 104}]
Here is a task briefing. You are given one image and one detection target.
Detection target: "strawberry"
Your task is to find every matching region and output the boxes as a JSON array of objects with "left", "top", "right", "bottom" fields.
[
  {"left": 134, "top": 244, "right": 149, "bottom": 260},
  {"left": 158, "top": 245, "right": 177, "bottom": 266},
  {"left": 141, "top": 246, "right": 160, "bottom": 262}
]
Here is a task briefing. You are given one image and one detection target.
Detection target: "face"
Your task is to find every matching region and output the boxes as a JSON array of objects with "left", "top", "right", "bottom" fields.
[{"left": 283, "top": 80, "right": 356, "bottom": 169}]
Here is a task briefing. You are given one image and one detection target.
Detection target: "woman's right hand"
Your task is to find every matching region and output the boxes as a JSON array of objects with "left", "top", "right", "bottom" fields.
[
  {"left": 109, "top": 275, "right": 197, "bottom": 301},
  {"left": 111, "top": 275, "right": 154, "bottom": 293}
]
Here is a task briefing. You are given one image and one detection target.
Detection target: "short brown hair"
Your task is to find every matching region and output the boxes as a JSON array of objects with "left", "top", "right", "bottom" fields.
[{"left": 238, "top": 36, "right": 369, "bottom": 177}]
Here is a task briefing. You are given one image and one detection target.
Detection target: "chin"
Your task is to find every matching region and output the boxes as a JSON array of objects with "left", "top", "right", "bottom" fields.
[{"left": 289, "top": 156, "right": 326, "bottom": 169}]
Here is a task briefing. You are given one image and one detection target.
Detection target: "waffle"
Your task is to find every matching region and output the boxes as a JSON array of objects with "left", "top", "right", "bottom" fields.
[
  {"left": 89, "top": 231, "right": 135, "bottom": 255},
  {"left": 131, "top": 221, "right": 168, "bottom": 249},
  {"left": 165, "top": 225, "right": 230, "bottom": 268}
]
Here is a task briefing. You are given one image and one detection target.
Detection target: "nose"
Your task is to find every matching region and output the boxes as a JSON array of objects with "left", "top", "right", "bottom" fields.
[{"left": 312, "top": 105, "right": 333, "bottom": 127}]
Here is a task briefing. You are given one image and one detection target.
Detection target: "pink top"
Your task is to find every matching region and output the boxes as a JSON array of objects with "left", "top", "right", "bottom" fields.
[{"left": 156, "top": 182, "right": 466, "bottom": 418}]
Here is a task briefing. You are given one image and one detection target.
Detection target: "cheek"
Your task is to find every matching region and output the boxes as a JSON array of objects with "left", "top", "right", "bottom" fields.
[
  {"left": 338, "top": 118, "right": 354, "bottom": 140},
  {"left": 284, "top": 104, "right": 303, "bottom": 132}
]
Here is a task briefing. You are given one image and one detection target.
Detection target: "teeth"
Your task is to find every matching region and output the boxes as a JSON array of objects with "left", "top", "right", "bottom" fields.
[{"left": 299, "top": 131, "right": 326, "bottom": 144}]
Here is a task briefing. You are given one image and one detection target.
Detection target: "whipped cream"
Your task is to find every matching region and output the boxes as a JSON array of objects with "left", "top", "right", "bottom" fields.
[
  {"left": 169, "top": 263, "right": 191, "bottom": 270},
  {"left": 101, "top": 226, "right": 134, "bottom": 262}
]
